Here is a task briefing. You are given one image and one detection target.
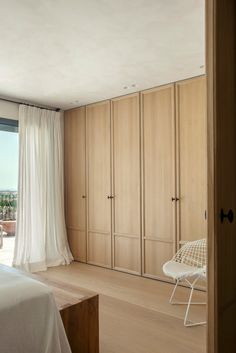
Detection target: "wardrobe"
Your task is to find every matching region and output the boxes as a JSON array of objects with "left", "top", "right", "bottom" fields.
[{"left": 64, "top": 75, "right": 207, "bottom": 282}]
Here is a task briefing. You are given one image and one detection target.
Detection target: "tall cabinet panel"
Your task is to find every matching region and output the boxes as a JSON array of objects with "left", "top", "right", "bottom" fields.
[
  {"left": 142, "top": 85, "right": 176, "bottom": 280},
  {"left": 64, "top": 107, "right": 87, "bottom": 262},
  {"left": 176, "top": 76, "right": 207, "bottom": 244},
  {"left": 86, "top": 101, "right": 112, "bottom": 268},
  {"left": 112, "top": 94, "right": 141, "bottom": 274}
]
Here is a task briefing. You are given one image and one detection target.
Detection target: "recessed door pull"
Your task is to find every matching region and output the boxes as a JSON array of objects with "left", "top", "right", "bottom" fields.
[
  {"left": 171, "top": 197, "right": 180, "bottom": 201},
  {"left": 107, "top": 195, "right": 114, "bottom": 199},
  {"left": 220, "top": 208, "right": 234, "bottom": 223},
  {"left": 82, "top": 195, "right": 86, "bottom": 199}
]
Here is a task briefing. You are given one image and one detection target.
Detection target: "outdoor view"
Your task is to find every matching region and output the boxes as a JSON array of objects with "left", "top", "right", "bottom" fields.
[{"left": 0, "top": 130, "right": 18, "bottom": 265}]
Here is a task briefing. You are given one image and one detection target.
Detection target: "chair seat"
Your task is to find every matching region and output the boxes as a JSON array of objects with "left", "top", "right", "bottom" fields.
[{"left": 163, "top": 260, "right": 205, "bottom": 281}]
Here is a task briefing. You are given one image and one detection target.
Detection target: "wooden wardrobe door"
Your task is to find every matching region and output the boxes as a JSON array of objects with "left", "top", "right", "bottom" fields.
[
  {"left": 112, "top": 94, "right": 141, "bottom": 274},
  {"left": 176, "top": 76, "right": 207, "bottom": 244},
  {"left": 142, "top": 84, "right": 176, "bottom": 280},
  {"left": 64, "top": 107, "right": 87, "bottom": 262},
  {"left": 86, "top": 101, "right": 112, "bottom": 268}
]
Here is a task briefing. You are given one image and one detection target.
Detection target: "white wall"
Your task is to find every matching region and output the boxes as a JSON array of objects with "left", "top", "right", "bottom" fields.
[{"left": 0, "top": 100, "right": 19, "bottom": 120}]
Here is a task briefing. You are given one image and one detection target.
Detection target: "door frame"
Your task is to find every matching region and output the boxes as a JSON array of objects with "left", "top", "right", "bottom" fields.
[
  {"left": 207, "top": 0, "right": 236, "bottom": 352},
  {"left": 206, "top": 0, "right": 217, "bottom": 351}
]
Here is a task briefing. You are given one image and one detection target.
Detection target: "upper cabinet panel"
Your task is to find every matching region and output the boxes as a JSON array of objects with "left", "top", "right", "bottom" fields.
[
  {"left": 86, "top": 101, "right": 111, "bottom": 233},
  {"left": 64, "top": 107, "right": 86, "bottom": 230},
  {"left": 112, "top": 94, "right": 141, "bottom": 237},
  {"left": 142, "top": 85, "right": 176, "bottom": 242},
  {"left": 176, "top": 76, "right": 207, "bottom": 242}
]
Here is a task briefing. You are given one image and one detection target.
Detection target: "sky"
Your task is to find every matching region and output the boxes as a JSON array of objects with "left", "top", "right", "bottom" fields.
[{"left": 0, "top": 131, "right": 18, "bottom": 190}]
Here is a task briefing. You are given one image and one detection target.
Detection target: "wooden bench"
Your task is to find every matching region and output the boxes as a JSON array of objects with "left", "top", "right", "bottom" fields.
[
  {"left": 0, "top": 265, "right": 99, "bottom": 353},
  {"left": 36, "top": 276, "right": 99, "bottom": 353}
]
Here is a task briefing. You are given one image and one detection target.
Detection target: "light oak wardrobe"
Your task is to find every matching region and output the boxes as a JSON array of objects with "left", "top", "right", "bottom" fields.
[{"left": 64, "top": 75, "right": 207, "bottom": 282}]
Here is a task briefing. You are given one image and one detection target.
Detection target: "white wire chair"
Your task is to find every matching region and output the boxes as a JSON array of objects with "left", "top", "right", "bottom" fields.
[{"left": 163, "top": 238, "right": 207, "bottom": 327}]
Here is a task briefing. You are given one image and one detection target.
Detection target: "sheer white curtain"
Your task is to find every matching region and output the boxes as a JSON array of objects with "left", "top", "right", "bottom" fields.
[{"left": 13, "top": 105, "right": 73, "bottom": 272}]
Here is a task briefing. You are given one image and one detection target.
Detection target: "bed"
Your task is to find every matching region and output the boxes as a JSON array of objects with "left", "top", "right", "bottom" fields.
[{"left": 0, "top": 265, "right": 71, "bottom": 353}]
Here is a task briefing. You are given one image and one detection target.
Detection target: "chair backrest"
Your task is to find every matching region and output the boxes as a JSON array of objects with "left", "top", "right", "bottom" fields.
[{"left": 173, "top": 239, "right": 207, "bottom": 269}]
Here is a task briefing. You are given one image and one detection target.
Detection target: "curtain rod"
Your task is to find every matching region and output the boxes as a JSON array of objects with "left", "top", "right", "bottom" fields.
[{"left": 0, "top": 97, "right": 60, "bottom": 112}]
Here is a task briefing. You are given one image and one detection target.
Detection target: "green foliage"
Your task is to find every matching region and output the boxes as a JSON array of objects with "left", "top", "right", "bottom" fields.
[{"left": 0, "top": 192, "right": 17, "bottom": 220}]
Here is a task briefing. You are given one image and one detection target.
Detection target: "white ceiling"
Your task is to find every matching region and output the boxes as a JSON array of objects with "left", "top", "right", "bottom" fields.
[{"left": 0, "top": 0, "right": 205, "bottom": 110}]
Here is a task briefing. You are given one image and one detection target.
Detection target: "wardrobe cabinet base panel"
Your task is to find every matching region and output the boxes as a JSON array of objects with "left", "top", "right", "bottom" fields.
[
  {"left": 114, "top": 235, "right": 141, "bottom": 274},
  {"left": 67, "top": 229, "right": 87, "bottom": 263},
  {"left": 87, "top": 232, "right": 112, "bottom": 268},
  {"left": 143, "top": 239, "right": 174, "bottom": 280}
]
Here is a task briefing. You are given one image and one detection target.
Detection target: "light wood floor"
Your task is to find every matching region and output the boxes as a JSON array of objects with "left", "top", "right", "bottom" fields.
[{"left": 39, "top": 262, "right": 206, "bottom": 353}]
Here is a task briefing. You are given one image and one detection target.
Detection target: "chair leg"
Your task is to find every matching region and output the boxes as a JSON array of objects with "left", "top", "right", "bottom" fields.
[
  {"left": 169, "top": 278, "right": 206, "bottom": 305},
  {"left": 169, "top": 280, "right": 179, "bottom": 304},
  {"left": 184, "top": 278, "right": 206, "bottom": 327}
]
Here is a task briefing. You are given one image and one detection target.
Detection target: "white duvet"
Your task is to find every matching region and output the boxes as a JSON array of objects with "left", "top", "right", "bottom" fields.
[{"left": 0, "top": 266, "right": 72, "bottom": 353}]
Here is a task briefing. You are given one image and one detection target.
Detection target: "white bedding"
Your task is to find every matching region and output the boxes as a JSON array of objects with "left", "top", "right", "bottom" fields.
[{"left": 0, "top": 266, "right": 72, "bottom": 353}]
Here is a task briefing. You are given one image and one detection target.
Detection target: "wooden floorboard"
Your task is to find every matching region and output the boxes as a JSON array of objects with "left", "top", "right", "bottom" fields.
[
  {"left": 100, "top": 295, "right": 205, "bottom": 353},
  {"left": 39, "top": 261, "right": 206, "bottom": 353}
]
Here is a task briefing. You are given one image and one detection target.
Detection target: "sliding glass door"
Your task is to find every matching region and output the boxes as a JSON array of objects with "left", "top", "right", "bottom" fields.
[{"left": 0, "top": 118, "right": 18, "bottom": 265}]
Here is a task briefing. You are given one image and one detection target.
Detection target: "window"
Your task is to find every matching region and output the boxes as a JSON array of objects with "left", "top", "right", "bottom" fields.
[{"left": 0, "top": 118, "right": 18, "bottom": 265}]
